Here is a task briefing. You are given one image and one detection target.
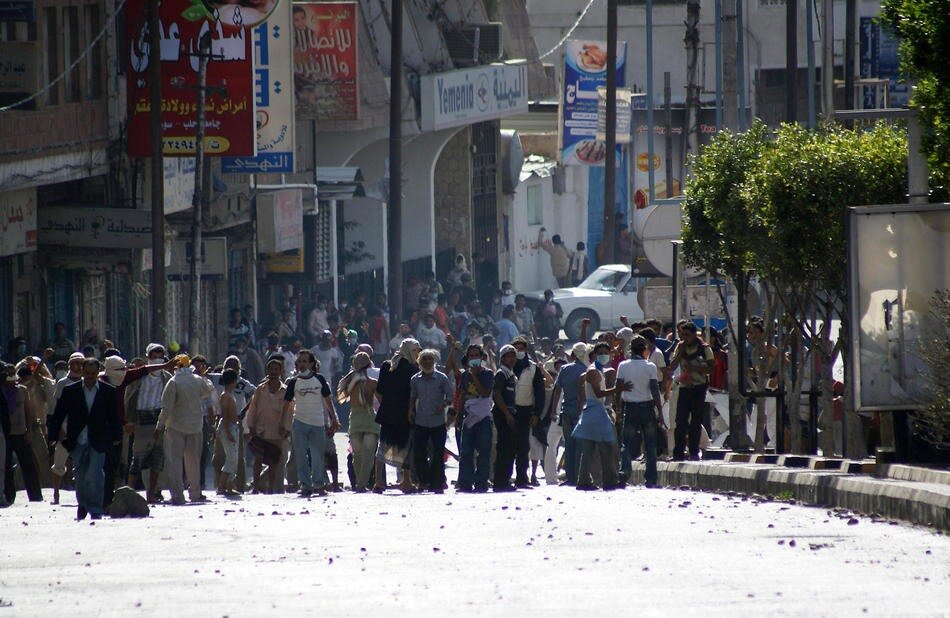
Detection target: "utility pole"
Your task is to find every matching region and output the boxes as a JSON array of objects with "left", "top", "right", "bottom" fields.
[
  {"left": 821, "top": 0, "right": 834, "bottom": 120},
  {"left": 188, "top": 31, "right": 212, "bottom": 354},
  {"left": 722, "top": 0, "right": 738, "bottom": 129},
  {"left": 603, "top": 0, "right": 618, "bottom": 263},
  {"left": 387, "top": 0, "right": 403, "bottom": 330},
  {"left": 664, "top": 71, "right": 673, "bottom": 193},
  {"left": 786, "top": 0, "right": 798, "bottom": 122},
  {"left": 844, "top": 0, "right": 856, "bottom": 111},
  {"left": 148, "top": 0, "right": 165, "bottom": 344},
  {"left": 685, "top": 0, "right": 701, "bottom": 157}
]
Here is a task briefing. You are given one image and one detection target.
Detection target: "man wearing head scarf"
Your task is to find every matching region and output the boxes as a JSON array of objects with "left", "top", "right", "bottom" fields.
[
  {"left": 339, "top": 351, "right": 379, "bottom": 491},
  {"left": 124, "top": 344, "right": 175, "bottom": 503},
  {"left": 157, "top": 356, "right": 215, "bottom": 505},
  {"left": 373, "top": 338, "right": 420, "bottom": 493},
  {"left": 549, "top": 342, "right": 591, "bottom": 485}
]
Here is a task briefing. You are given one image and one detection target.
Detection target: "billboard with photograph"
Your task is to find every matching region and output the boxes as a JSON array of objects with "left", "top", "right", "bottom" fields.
[{"left": 849, "top": 204, "right": 950, "bottom": 411}]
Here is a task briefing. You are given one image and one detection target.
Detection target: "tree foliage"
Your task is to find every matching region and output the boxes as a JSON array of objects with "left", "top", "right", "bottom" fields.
[
  {"left": 915, "top": 290, "right": 950, "bottom": 450},
  {"left": 881, "top": 0, "right": 950, "bottom": 200}
]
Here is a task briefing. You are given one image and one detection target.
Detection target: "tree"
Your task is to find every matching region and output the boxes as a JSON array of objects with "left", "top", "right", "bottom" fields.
[
  {"left": 683, "top": 121, "right": 907, "bottom": 455},
  {"left": 915, "top": 290, "right": 950, "bottom": 451},
  {"left": 880, "top": 0, "right": 950, "bottom": 200}
]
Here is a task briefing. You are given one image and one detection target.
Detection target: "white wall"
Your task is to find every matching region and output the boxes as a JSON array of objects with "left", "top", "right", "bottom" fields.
[{"left": 504, "top": 165, "right": 588, "bottom": 293}]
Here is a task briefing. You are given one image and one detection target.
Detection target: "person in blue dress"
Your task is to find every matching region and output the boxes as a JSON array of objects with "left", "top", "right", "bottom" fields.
[{"left": 572, "top": 341, "right": 629, "bottom": 490}]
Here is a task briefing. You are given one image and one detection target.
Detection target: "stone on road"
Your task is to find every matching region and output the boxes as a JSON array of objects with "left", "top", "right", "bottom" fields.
[{"left": 1, "top": 486, "right": 947, "bottom": 616}]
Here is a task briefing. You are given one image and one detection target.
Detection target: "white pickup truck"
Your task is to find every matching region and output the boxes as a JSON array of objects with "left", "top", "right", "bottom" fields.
[{"left": 527, "top": 264, "right": 646, "bottom": 340}]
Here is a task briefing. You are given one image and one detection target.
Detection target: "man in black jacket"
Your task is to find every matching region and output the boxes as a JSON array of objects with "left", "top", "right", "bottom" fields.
[{"left": 50, "top": 358, "right": 121, "bottom": 520}]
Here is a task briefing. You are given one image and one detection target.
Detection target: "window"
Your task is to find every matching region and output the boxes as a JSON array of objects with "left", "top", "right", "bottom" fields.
[
  {"left": 63, "top": 6, "right": 81, "bottom": 102},
  {"left": 84, "top": 4, "right": 102, "bottom": 99},
  {"left": 526, "top": 183, "right": 542, "bottom": 226},
  {"left": 43, "top": 7, "right": 58, "bottom": 104}
]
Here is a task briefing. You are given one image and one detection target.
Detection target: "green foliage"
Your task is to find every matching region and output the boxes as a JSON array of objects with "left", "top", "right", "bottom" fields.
[
  {"left": 682, "top": 120, "right": 771, "bottom": 277},
  {"left": 742, "top": 122, "right": 906, "bottom": 296},
  {"left": 915, "top": 290, "right": 950, "bottom": 449},
  {"left": 881, "top": 0, "right": 950, "bottom": 200}
]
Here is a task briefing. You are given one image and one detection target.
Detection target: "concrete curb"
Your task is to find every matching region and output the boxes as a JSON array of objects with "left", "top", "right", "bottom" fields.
[{"left": 629, "top": 461, "right": 950, "bottom": 531}]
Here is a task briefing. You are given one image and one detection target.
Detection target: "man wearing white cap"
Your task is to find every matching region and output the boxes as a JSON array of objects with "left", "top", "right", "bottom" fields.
[
  {"left": 157, "top": 354, "right": 214, "bottom": 504},
  {"left": 46, "top": 352, "right": 86, "bottom": 504}
]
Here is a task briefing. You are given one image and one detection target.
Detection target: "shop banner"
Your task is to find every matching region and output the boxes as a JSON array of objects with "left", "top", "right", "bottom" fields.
[
  {"left": 0, "top": 188, "right": 37, "bottom": 257},
  {"left": 257, "top": 189, "right": 303, "bottom": 253},
  {"left": 222, "top": 0, "right": 295, "bottom": 173},
  {"left": 126, "top": 0, "right": 256, "bottom": 157},
  {"left": 420, "top": 62, "right": 528, "bottom": 131},
  {"left": 38, "top": 206, "right": 151, "bottom": 249},
  {"left": 560, "top": 40, "right": 626, "bottom": 166},
  {"left": 0, "top": 42, "right": 40, "bottom": 94},
  {"left": 293, "top": 2, "right": 359, "bottom": 121},
  {"left": 167, "top": 236, "right": 228, "bottom": 280}
]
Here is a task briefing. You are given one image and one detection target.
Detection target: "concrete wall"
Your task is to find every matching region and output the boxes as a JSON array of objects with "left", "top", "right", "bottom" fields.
[
  {"left": 504, "top": 165, "right": 588, "bottom": 294},
  {"left": 434, "top": 128, "right": 473, "bottom": 273}
]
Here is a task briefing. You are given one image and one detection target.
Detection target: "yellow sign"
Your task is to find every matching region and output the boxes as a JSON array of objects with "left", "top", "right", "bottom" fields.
[{"left": 263, "top": 247, "right": 305, "bottom": 273}]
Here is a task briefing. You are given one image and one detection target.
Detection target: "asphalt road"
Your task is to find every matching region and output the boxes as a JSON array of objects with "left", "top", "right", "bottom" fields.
[{"left": 1, "top": 480, "right": 946, "bottom": 616}]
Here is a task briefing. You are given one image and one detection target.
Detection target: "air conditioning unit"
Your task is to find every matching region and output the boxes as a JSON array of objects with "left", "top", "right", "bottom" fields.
[{"left": 444, "top": 23, "right": 503, "bottom": 66}]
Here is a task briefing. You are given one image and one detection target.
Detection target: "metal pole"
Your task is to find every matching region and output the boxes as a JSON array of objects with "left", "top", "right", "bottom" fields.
[
  {"left": 844, "top": 0, "right": 856, "bottom": 112},
  {"left": 807, "top": 0, "right": 816, "bottom": 128},
  {"left": 603, "top": 0, "right": 618, "bottom": 262},
  {"left": 387, "top": 0, "right": 403, "bottom": 330},
  {"left": 722, "top": 0, "right": 738, "bottom": 129},
  {"left": 646, "top": 0, "right": 655, "bottom": 204},
  {"left": 664, "top": 71, "right": 673, "bottom": 194},
  {"left": 737, "top": 0, "right": 746, "bottom": 129},
  {"left": 188, "top": 32, "right": 210, "bottom": 354},
  {"left": 821, "top": 0, "right": 834, "bottom": 120},
  {"left": 671, "top": 241, "right": 680, "bottom": 325},
  {"left": 715, "top": 0, "right": 723, "bottom": 129},
  {"left": 330, "top": 199, "right": 339, "bottom": 310},
  {"left": 148, "top": 0, "right": 165, "bottom": 344},
  {"left": 786, "top": 0, "right": 798, "bottom": 122}
]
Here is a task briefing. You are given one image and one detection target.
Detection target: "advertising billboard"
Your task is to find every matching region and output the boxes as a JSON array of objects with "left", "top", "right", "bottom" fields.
[
  {"left": 126, "top": 0, "right": 256, "bottom": 157},
  {"left": 560, "top": 40, "right": 626, "bottom": 166},
  {"left": 293, "top": 2, "right": 359, "bottom": 121}
]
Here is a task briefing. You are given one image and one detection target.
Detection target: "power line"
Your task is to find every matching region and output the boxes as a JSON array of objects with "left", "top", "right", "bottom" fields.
[
  {"left": 0, "top": 0, "right": 129, "bottom": 113},
  {"left": 538, "top": 0, "right": 599, "bottom": 60}
]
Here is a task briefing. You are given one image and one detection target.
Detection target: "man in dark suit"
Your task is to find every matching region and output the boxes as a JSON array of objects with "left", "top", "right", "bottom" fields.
[{"left": 50, "top": 358, "right": 121, "bottom": 520}]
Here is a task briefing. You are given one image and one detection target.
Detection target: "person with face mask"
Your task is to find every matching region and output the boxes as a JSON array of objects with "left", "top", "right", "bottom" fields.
[
  {"left": 451, "top": 343, "right": 493, "bottom": 492},
  {"left": 416, "top": 314, "right": 446, "bottom": 358},
  {"left": 490, "top": 345, "right": 521, "bottom": 492},
  {"left": 45, "top": 352, "right": 86, "bottom": 503},
  {"left": 511, "top": 337, "right": 546, "bottom": 487},
  {"left": 3, "top": 362, "right": 43, "bottom": 503},
  {"left": 616, "top": 335, "right": 665, "bottom": 487},
  {"left": 408, "top": 349, "right": 453, "bottom": 493},
  {"left": 373, "top": 338, "right": 421, "bottom": 493},
  {"left": 306, "top": 299, "right": 330, "bottom": 347},
  {"left": 572, "top": 342, "right": 630, "bottom": 490},
  {"left": 232, "top": 336, "right": 265, "bottom": 385},
  {"left": 283, "top": 350, "right": 339, "bottom": 497},
  {"left": 124, "top": 344, "right": 175, "bottom": 503},
  {"left": 337, "top": 352, "right": 379, "bottom": 492}
]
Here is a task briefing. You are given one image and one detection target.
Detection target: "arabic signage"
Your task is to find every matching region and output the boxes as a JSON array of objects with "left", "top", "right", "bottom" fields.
[
  {"left": 0, "top": 1, "right": 35, "bottom": 22},
  {"left": 203, "top": 0, "right": 280, "bottom": 28},
  {"left": 0, "top": 188, "right": 37, "bottom": 257},
  {"left": 167, "top": 236, "right": 228, "bottom": 280},
  {"left": 126, "top": 0, "right": 256, "bottom": 157},
  {"left": 293, "top": 2, "right": 358, "bottom": 121},
  {"left": 38, "top": 206, "right": 152, "bottom": 249},
  {"left": 222, "top": 0, "right": 295, "bottom": 173},
  {"left": 595, "top": 86, "right": 632, "bottom": 144},
  {"left": 560, "top": 40, "right": 626, "bottom": 166},
  {"left": 420, "top": 62, "right": 529, "bottom": 132},
  {"left": 257, "top": 189, "right": 303, "bottom": 253},
  {"left": 0, "top": 42, "right": 40, "bottom": 94}
]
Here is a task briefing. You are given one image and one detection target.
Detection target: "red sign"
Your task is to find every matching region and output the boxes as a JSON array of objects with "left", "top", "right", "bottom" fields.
[
  {"left": 293, "top": 2, "right": 358, "bottom": 121},
  {"left": 126, "top": 0, "right": 256, "bottom": 157}
]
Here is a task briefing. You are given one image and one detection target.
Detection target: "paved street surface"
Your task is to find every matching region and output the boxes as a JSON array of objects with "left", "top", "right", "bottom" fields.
[{"left": 1, "top": 477, "right": 947, "bottom": 616}]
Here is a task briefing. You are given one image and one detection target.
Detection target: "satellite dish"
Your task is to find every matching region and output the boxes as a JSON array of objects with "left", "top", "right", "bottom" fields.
[{"left": 640, "top": 203, "right": 703, "bottom": 278}]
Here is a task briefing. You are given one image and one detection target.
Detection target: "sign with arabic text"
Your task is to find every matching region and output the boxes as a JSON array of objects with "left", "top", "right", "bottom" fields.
[
  {"left": 38, "top": 206, "right": 152, "bottom": 249},
  {"left": 560, "top": 40, "right": 626, "bottom": 166},
  {"left": 167, "top": 236, "right": 228, "bottom": 280},
  {"left": 0, "top": 42, "right": 40, "bottom": 94},
  {"left": 222, "top": 0, "right": 295, "bottom": 173},
  {"left": 257, "top": 189, "right": 303, "bottom": 253},
  {"left": 0, "top": 188, "right": 37, "bottom": 257},
  {"left": 420, "top": 62, "right": 529, "bottom": 132},
  {"left": 293, "top": 2, "right": 358, "bottom": 121},
  {"left": 0, "top": 2, "right": 35, "bottom": 22},
  {"left": 126, "top": 0, "right": 256, "bottom": 157}
]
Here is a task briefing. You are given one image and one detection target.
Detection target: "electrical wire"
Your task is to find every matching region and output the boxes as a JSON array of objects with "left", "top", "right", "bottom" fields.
[
  {"left": 0, "top": 0, "right": 129, "bottom": 113},
  {"left": 538, "top": 0, "right": 599, "bottom": 60}
]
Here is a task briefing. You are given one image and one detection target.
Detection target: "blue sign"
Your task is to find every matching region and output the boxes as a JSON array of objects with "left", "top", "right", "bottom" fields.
[
  {"left": 859, "top": 17, "right": 909, "bottom": 108},
  {"left": 560, "top": 40, "right": 626, "bottom": 166},
  {"left": 0, "top": 1, "right": 35, "bottom": 22}
]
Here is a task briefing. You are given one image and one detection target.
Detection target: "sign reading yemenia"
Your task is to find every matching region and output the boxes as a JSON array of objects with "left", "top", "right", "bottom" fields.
[{"left": 420, "top": 62, "right": 529, "bottom": 132}]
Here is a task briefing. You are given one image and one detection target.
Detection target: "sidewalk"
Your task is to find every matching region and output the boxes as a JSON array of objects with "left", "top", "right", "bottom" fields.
[{"left": 629, "top": 453, "right": 950, "bottom": 531}]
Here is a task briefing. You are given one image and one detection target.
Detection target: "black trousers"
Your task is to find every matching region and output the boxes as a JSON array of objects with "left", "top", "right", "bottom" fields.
[
  {"left": 674, "top": 385, "right": 707, "bottom": 458},
  {"left": 5, "top": 433, "right": 43, "bottom": 502},
  {"left": 493, "top": 409, "right": 531, "bottom": 487},
  {"left": 412, "top": 425, "right": 447, "bottom": 490},
  {"left": 103, "top": 443, "right": 118, "bottom": 507}
]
